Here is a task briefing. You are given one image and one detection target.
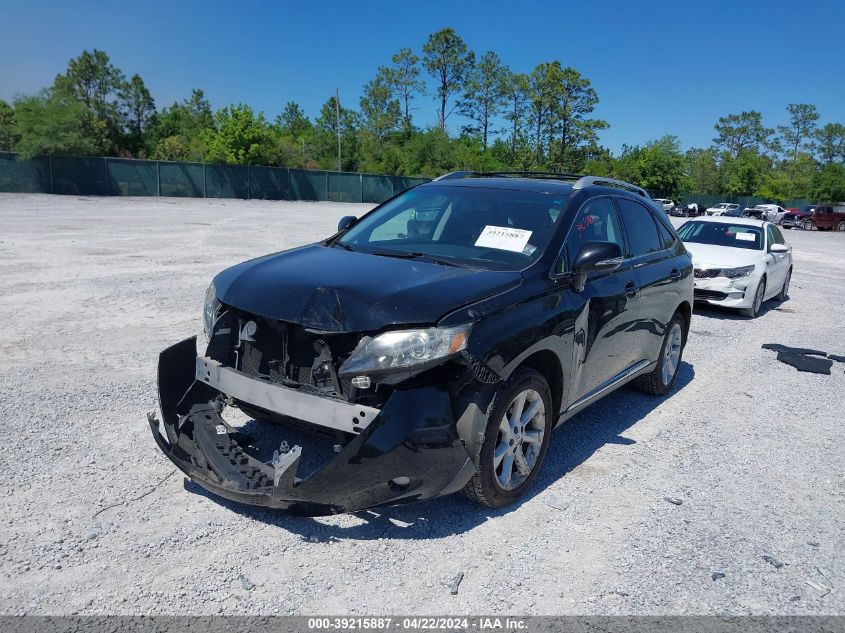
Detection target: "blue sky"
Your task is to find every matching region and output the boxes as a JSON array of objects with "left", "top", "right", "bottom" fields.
[{"left": 1, "top": 0, "right": 843, "bottom": 154}]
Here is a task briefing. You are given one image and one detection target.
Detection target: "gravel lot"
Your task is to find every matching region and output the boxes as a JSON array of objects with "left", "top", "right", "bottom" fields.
[{"left": 0, "top": 193, "right": 843, "bottom": 616}]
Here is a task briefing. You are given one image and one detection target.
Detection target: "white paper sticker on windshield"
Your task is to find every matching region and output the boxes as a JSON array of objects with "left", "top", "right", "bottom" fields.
[
  {"left": 735, "top": 232, "right": 756, "bottom": 241},
  {"left": 474, "top": 226, "right": 533, "bottom": 253}
]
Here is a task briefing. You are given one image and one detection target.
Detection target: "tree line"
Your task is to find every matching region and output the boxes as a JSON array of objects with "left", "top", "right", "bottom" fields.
[{"left": 0, "top": 29, "right": 843, "bottom": 202}]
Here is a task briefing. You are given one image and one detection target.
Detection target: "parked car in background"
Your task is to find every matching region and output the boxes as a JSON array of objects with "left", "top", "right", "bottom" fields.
[
  {"left": 654, "top": 198, "right": 675, "bottom": 212},
  {"left": 797, "top": 204, "right": 845, "bottom": 231},
  {"left": 780, "top": 206, "right": 815, "bottom": 230},
  {"left": 669, "top": 203, "right": 702, "bottom": 217},
  {"left": 744, "top": 204, "right": 788, "bottom": 224},
  {"left": 706, "top": 203, "right": 741, "bottom": 216},
  {"left": 677, "top": 217, "right": 792, "bottom": 318}
]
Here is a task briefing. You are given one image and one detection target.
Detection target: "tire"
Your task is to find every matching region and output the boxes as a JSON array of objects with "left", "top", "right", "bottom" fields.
[
  {"left": 463, "top": 367, "right": 553, "bottom": 509},
  {"left": 803, "top": 220, "right": 814, "bottom": 231},
  {"left": 776, "top": 268, "right": 792, "bottom": 301},
  {"left": 742, "top": 276, "right": 766, "bottom": 318},
  {"left": 634, "top": 313, "right": 685, "bottom": 396},
  {"left": 838, "top": 221, "right": 845, "bottom": 232}
]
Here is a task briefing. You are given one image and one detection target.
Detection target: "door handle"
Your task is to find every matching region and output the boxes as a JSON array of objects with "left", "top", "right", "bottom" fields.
[{"left": 625, "top": 281, "right": 638, "bottom": 298}]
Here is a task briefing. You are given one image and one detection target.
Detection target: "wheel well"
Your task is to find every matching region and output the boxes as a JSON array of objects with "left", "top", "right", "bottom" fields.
[
  {"left": 675, "top": 301, "right": 692, "bottom": 342},
  {"left": 518, "top": 350, "right": 563, "bottom": 415}
]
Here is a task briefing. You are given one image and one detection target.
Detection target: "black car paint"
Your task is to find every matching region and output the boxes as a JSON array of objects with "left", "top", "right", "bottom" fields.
[{"left": 151, "top": 179, "right": 693, "bottom": 514}]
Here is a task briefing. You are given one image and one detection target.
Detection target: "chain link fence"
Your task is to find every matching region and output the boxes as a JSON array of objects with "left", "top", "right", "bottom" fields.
[{"left": 0, "top": 153, "right": 429, "bottom": 204}]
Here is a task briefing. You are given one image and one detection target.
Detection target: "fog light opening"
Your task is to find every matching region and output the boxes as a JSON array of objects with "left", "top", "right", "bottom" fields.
[{"left": 389, "top": 476, "right": 411, "bottom": 492}]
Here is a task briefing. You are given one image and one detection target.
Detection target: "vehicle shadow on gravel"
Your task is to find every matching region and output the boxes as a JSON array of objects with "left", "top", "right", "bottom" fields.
[
  {"left": 692, "top": 300, "right": 782, "bottom": 321},
  {"left": 185, "top": 361, "right": 695, "bottom": 540}
]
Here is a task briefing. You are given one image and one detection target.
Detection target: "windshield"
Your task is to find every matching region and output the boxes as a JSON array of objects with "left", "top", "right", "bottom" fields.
[
  {"left": 336, "top": 185, "right": 568, "bottom": 271},
  {"left": 677, "top": 221, "right": 763, "bottom": 251}
]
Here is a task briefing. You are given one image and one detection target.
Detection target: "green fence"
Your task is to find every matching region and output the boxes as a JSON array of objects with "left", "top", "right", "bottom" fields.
[{"left": 0, "top": 152, "right": 429, "bottom": 204}]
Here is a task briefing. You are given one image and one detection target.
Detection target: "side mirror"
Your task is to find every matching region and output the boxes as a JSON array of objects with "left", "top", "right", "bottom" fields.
[
  {"left": 337, "top": 215, "right": 358, "bottom": 232},
  {"left": 770, "top": 243, "right": 789, "bottom": 253},
  {"left": 571, "top": 242, "right": 623, "bottom": 292}
]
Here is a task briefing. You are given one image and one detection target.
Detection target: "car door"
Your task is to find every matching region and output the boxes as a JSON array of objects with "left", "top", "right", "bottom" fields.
[
  {"left": 615, "top": 197, "right": 684, "bottom": 365},
  {"left": 554, "top": 196, "right": 641, "bottom": 404},
  {"left": 765, "top": 224, "right": 789, "bottom": 292}
]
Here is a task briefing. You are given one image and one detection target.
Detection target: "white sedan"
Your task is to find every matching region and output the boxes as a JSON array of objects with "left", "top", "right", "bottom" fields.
[
  {"left": 676, "top": 217, "right": 793, "bottom": 318},
  {"left": 705, "top": 203, "right": 741, "bottom": 216}
]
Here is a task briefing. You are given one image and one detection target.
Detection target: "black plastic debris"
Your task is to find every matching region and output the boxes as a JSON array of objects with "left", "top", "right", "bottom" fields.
[
  {"left": 829, "top": 354, "right": 845, "bottom": 364},
  {"left": 762, "top": 343, "right": 827, "bottom": 357},
  {"left": 762, "top": 344, "right": 839, "bottom": 375},
  {"left": 776, "top": 352, "right": 833, "bottom": 375}
]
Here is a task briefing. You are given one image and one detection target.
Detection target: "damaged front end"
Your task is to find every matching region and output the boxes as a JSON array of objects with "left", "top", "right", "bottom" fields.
[{"left": 148, "top": 308, "right": 500, "bottom": 515}]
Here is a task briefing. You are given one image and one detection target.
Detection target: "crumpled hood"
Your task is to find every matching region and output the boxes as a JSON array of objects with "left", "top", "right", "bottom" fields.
[
  {"left": 684, "top": 243, "right": 762, "bottom": 269},
  {"left": 213, "top": 244, "right": 523, "bottom": 332}
]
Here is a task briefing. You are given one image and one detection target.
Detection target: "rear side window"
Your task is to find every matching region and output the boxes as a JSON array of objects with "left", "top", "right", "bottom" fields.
[
  {"left": 616, "top": 198, "right": 663, "bottom": 256},
  {"left": 654, "top": 218, "right": 677, "bottom": 250}
]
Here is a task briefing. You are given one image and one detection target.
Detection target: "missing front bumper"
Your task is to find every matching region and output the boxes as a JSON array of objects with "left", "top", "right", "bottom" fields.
[{"left": 149, "top": 337, "right": 477, "bottom": 515}]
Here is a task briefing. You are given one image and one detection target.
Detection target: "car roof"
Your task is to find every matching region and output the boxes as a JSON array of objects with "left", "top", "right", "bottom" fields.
[
  {"left": 688, "top": 216, "right": 769, "bottom": 227},
  {"left": 421, "top": 176, "right": 575, "bottom": 195}
]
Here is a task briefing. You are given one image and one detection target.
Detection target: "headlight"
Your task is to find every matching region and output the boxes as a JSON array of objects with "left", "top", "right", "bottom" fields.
[
  {"left": 339, "top": 324, "right": 472, "bottom": 376},
  {"left": 720, "top": 265, "right": 754, "bottom": 279},
  {"left": 202, "top": 283, "right": 221, "bottom": 337}
]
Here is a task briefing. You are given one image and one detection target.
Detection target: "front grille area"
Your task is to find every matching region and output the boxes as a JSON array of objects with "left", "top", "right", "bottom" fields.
[
  {"left": 694, "top": 289, "right": 728, "bottom": 301},
  {"left": 694, "top": 268, "right": 720, "bottom": 279}
]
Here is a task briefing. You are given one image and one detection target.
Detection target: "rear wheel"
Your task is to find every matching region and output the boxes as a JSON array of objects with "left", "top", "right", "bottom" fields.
[
  {"left": 837, "top": 221, "right": 845, "bottom": 232},
  {"left": 742, "top": 277, "right": 766, "bottom": 318},
  {"left": 463, "top": 368, "right": 552, "bottom": 508},
  {"left": 634, "top": 313, "right": 685, "bottom": 395}
]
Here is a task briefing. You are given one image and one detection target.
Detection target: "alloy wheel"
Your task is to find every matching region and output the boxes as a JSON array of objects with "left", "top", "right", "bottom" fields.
[
  {"left": 803, "top": 220, "right": 813, "bottom": 231},
  {"left": 661, "top": 323, "right": 683, "bottom": 386},
  {"left": 753, "top": 281, "right": 765, "bottom": 314},
  {"left": 838, "top": 221, "right": 845, "bottom": 232},
  {"left": 493, "top": 389, "right": 546, "bottom": 491}
]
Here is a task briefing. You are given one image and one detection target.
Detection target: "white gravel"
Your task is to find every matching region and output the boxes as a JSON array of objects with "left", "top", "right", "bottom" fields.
[{"left": 0, "top": 193, "right": 842, "bottom": 616}]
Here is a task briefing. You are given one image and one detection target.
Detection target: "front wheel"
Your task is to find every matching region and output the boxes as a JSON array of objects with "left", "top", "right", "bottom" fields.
[
  {"left": 776, "top": 268, "right": 792, "bottom": 301},
  {"left": 837, "top": 221, "right": 845, "bottom": 232},
  {"left": 634, "top": 313, "right": 685, "bottom": 395},
  {"left": 463, "top": 368, "right": 553, "bottom": 509},
  {"left": 742, "top": 277, "right": 766, "bottom": 318},
  {"left": 803, "top": 220, "right": 814, "bottom": 231}
]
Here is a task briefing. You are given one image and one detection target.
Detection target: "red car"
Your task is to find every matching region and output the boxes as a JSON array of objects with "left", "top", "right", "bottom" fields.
[{"left": 781, "top": 205, "right": 845, "bottom": 231}]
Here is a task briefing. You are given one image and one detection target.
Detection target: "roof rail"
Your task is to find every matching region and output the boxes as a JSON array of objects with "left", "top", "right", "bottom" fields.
[
  {"left": 572, "top": 176, "right": 649, "bottom": 198},
  {"left": 432, "top": 171, "right": 480, "bottom": 181},
  {"left": 481, "top": 171, "right": 584, "bottom": 180}
]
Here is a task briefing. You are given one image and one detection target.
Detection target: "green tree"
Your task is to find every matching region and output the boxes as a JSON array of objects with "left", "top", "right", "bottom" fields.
[
  {"left": 720, "top": 150, "right": 770, "bottom": 196},
  {"left": 777, "top": 103, "right": 819, "bottom": 191},
  {"left": 54, "top": 49, "right": 126, "bottom": 150},
  {"left": 119, "top": 74, "right": 155, "bottom": 153},
  {"left": 501, "top": 72, "right": 529, "bottom": 162},
  {"left": 314, "top": 96, "right": 359, "bottom": 171},
  {"left": 422, "top": 28, "right": 474, "bottom": 130},
  {"left": 713, "top": 111, "right": 773, "bottom": 158},
  {"left": 526, "top": 62, "right": 563, "bottom": 165},
  {"left": 148, "top": 89, "right": 213, "bottom": 161},
  {"left": 276, "top": 101, "right": 312, "bottom": 138},
  {"left": 0, "top": 101, "right": 18, "bottom": 151},
  {"left": 458, "top": 51, "right": 508, "bottom": 150},
  {"left": 814, "top": 122, "right": 845, "bottom": 164},
  {"left": 382, "top": 49, "right": 425, "bottom": 137},
  {"left": 685, "top": 148, "right": 720, "bottom": 195},
  {"left": 613, "top": 136, "right": 689, "bottom": 198},
  {"left": 202, "top": 104, "right": 275, "bottom": 165},
  {"left": 549, "top": 66, "right": 607, "bottom": 171},
  {"left": 359, "top": 73, "right": 401, "bottom": 140},
  {"left": 14, "top": 89, "right": 103, "bottom": 157},
  {"left": 810, "top": 163, "right": 845, "bottom": 202}
]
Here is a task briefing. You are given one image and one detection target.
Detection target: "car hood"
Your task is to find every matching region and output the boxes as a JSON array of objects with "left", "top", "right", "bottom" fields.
[
  {"left": 683, "top": 242, "right": 763, "bottom": 268},
  {"left": 213, "top": 243, "right": 523, "bottom": 332}
]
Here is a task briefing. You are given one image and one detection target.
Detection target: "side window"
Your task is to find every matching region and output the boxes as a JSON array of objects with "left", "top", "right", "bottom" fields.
[
  {"left": 558, "top": 197, "right": 624, "bottom": 273},
  {"left": 654, "top": 217, "right": 677, "bottom": 250},
  {"left": 616, "top": 198, "right": 663, "bottom": 257},
  {"left": 771, "top": 225, "right": 785, "bottom": 245},
  {"left": 766, "top": 225, "right": 776, "bottom": 249}
]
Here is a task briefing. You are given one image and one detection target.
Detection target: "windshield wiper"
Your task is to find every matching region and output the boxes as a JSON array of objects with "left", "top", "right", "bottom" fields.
[
  {"left": 334, "top": 242, "right": 356, "bottom": 252},
  {"left": 367, "top": 249, "right": 467, "bottom": 268}
]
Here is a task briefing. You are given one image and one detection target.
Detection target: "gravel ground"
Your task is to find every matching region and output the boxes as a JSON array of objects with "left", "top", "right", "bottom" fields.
[{"left": 0, "top": 193, "right": 843, "bottom": 616}]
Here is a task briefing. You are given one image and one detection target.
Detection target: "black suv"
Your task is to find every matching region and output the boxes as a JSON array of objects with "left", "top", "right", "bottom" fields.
[{"left": 150, "top": 173, "right": 694, "bottom": 515}]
